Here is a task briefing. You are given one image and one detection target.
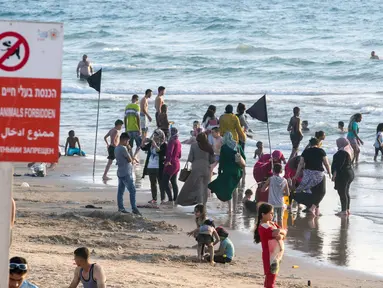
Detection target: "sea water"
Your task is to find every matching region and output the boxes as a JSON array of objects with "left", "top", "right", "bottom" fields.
[{"left": 2, "top": 0, "right": 383, "bottom": 277}]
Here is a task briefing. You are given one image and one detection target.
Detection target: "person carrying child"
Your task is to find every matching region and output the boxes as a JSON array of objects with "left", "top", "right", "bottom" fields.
[
  {"left": 205, "top": 226, "right": 235, "bottom": 264},
  {"left": 65, "top": 130, "right": 85, "bottom": 156},
  {"left": 262, "top": 164, "right": 289, "bottom": 224},
  {"left": 254, "top": 203, "right": 287, "bottom": 288}
]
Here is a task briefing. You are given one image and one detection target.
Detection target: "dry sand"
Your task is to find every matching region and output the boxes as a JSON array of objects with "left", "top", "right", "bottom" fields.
[{"left": 9, "top": 157, "right": 383, "bottom": 287}]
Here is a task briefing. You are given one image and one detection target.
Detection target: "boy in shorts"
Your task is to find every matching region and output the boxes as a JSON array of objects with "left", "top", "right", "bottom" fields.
[{"left": 103, "top": 119, "right": 123, "bottom": 180}]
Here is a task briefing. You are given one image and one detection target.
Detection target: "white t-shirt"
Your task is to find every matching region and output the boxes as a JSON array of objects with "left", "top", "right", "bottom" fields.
[
  {"left": 268, "top": 175, "right": 288, "bottom": 208},
  {"left": 374, "top": 132, "right": 383, "bottom": 148}
]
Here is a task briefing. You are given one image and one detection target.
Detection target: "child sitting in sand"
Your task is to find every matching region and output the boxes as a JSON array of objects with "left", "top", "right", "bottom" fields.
[
  {"left": 182, "top": 121, "right": 203, "bottom": 144},
  {"left": 205, "top": 226, "right": 235, "bottom": 264},
  {"left": 197, "top": 219, "right": 220, "bottom": 264},
  {"left": 254, "top": 141, "right": 264, "bottom": 160},
  {"left": 65, "top": 130, "right": 85, "bottom": 156},
  {"left": 302, "top": 120, "right": 310, "bottom": 132}
]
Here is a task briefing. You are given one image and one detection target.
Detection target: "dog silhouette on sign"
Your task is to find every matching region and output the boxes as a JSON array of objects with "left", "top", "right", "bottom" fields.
[{"left": 2, "top": 41, "right": 21, "bottom": 60}]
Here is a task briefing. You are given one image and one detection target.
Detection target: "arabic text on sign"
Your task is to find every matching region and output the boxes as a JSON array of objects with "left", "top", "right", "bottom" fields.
[{"left": 1, "top": 127, "right": 55, "bottom": 140}]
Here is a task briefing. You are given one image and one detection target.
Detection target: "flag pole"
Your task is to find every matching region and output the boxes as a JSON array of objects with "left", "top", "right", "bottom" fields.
[
  {"left": 92, "top": 91, "right": 101, "bottom": 178},
  {"left": 265, "top": 95, "right": 273, "bottom": 170}
]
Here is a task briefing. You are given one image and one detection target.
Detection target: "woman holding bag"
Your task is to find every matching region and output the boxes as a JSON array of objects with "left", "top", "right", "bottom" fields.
[
  {"left": 177, "top": 133, "right": 216, "bottom": 206},
  {"left": 161, "top": 127, "right": 182, "bottom": 204},
  {"left": 208, "top": 132, "right": 246, "bottom": 203}
]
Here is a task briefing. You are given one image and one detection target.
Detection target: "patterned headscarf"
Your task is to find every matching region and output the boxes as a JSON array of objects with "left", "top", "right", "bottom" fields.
[
  {"left": 152, "top": 129, "right": 165, "bottom": 145},
  {"left": 223, "top": 132, "right": 237, "bottom": 151}
]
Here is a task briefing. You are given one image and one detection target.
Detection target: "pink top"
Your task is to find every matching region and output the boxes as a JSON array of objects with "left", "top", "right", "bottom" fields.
[{"left": 164, "top": 137, "right": 181, "bottom": 176}]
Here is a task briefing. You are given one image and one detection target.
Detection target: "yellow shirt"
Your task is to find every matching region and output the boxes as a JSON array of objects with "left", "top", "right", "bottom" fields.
[
  {"left": 125, "top": 103, "right": 140, "bottom": 132},
  {"left": 219, "top": 113, "right": 246, "bottom": 143}
]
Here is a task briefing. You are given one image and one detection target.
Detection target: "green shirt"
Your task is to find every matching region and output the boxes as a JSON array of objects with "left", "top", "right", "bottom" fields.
[{"left": 125, "top": 103, "right": 140, "bottom": 132}]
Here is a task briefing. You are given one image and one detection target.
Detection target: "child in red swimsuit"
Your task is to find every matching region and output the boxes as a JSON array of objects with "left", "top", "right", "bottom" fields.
[{"left": 254, "top": 203, "right": 287, "bottom": 288}]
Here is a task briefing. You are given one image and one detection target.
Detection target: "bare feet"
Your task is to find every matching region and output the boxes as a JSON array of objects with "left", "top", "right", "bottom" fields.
[
  {"left": 210, "top": 261, "right": 216, "bottom": 266},
  {"left": 335, "top": 211, "right": 348, "bottom": 217}
]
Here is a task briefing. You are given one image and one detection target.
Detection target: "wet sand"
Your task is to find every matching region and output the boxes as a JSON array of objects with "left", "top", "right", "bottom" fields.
[{"left": 9, "top": 156, "right": 383, "bottom": 287}]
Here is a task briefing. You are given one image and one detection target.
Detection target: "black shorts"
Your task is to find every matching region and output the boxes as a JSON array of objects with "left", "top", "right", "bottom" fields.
[
  {"left": 107, "top": 145, "right": 116, "bottom": 160},
  {"left": 290, "top": 134, "right": 303, "bottom": 149},
  {"left": 197, "top": 234, "right": 214, "bottom": 245}
]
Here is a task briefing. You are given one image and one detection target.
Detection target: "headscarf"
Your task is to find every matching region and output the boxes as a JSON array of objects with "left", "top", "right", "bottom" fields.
[
  {"left": 336, "top": 137, "right": 354, "bottom": 160},
  {"left": 223, "top": 132, "right": 237, "bottom": 151},
  {"left": 196, "top": 133, "right": 214, "bottom": 155},
  {"left": 170, "top": 127, "right": 178, "bottom": 139},
  {"left": 152, "top": 129, "right": 165, "bottom": 146},
  {"left": 271, "top": 150, "right": 284, "bottom": 162}
]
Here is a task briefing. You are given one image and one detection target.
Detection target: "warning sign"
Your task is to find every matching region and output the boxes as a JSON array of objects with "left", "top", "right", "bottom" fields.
[
  {"left": 0, "top": 31, "right": 30, "bottom": 72},
  {"left": 0, "top": 21, "right": 63, "bottom": 163}
]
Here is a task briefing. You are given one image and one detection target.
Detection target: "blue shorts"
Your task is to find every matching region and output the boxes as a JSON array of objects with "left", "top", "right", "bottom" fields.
[
  {"left": 128, "top": 131, "right": 142, "bottom": 148},
  {"left": 67, "top": 148, "right": 86, "bottom": 156}
]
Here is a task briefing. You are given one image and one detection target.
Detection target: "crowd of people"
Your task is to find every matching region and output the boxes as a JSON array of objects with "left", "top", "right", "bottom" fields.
[{"left": 10, "top": 56, "right": 383, "bottom": 286}]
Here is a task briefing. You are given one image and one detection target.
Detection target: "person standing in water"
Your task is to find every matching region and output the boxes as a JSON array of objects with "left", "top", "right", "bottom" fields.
[
  {"left": 370, "top": 51, "right": 379, "bottom": 60},
  {"left": 76, "top": 54, "right": 93, "bottom": 80},
  {"left": 140, "top": 89, "right": 153, "bottom": 142},
  {"left": 125, "top": 94, "right": 141, "bottom": 159},
  {"left": 347, "top": 113, "right": 364, "bottom": 164},
  {"left": 102, "top": 119, "right": 123, "bottom": 181},
  {"left": 68, "top": 247, "right": 106, "bottom": 288},
  {"left": 287, "top": 107, "right": 303, "bottom": 160},
  {"left": 155, "top": 86, "right": 166, "bottom": 127}
]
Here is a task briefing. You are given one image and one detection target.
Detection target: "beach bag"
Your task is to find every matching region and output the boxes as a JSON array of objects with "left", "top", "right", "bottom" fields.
[
  {"left": 178, "top": 162, "right": 191, "bottom": 182},
  {"left": 235, "top": 152, "right": 246, "bottom": 168}
]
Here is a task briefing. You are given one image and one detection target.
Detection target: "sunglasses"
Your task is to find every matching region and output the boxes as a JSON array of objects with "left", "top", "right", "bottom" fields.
[{"left": 10, "top": 263, "right": 28, "bottom": 271}]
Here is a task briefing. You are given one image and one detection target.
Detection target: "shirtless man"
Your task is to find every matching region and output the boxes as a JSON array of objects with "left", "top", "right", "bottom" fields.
[
  {"left": 102, "top": 119, "right": 123, "bottom": 181},
  {"left": 154, "top": 86, "right": 166, "bottom": 127},
  {"left": 370, "top": 51, "right": 379, "bottom": 60},
  {"left": 140, "top": 89, "right": 153, "bottom": 141},
  {"left": 76, "top": 54, "right": 93, "bottom": 80},
  {"left": 68, "top": 247, "right": 106, "bottom": 288},
  {"left": 287, "top": 107, "right": 303, "bottom": 160}
]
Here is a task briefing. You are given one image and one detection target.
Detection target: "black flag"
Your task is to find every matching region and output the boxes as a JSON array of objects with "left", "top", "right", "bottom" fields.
[
  {"left": 87, "top": 69, "right": 102, "bottom": 93},
  {"left": 246, "top": 95, "right": 268, "bottom": 123}
]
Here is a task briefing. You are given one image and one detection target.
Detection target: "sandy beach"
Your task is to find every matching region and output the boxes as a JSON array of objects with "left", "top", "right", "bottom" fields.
[{"left": 8, "top": 156, "right": 383, "bottom": 288}]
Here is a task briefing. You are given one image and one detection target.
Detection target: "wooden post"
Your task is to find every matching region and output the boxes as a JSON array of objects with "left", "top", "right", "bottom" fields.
[{"left": 0, "top": 162, "right": 12, "bottom": 287}]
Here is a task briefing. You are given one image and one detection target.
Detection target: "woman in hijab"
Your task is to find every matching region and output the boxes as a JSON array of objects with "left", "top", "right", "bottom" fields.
[
  {"left": 177, "top": 133, "right": 216, "bottom": 206},
  {"left": 253, "top": 150, "right": 286, "bottom": 183},
  {"left": 332, "top": 138, "right": 354, "bottom": 216},
  {"left": 161, "top": 127, "right": 182, "bottom": 204},
  {"left": 141, "top": 129, "right": 167, "bottom": 204},
  {"left": 208, "top": 132, "right": 246, "bottom": 204}
]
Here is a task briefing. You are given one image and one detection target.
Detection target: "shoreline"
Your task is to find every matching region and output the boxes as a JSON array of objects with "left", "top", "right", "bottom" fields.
[{"left": 9, "top": 156, "right": 383, "bottom": 287}]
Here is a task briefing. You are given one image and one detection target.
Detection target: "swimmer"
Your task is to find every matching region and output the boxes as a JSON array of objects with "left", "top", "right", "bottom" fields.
[
  {"left": 65, "top": 130, "right": 85, "bottom": 156},
  {"left": 302, "top": 120, "right": 310, "bottom": 132},
  {"left": 155, "top": 86, "right": 166, "bottom": 127},
  {"left": 370, "top": 51, "right": 379, "bottom": 60},
  {"left": 338, "top": 121, "right": 345, "bottom": 133},
  {"left": 287, "top": 107, "right": 303, "bottom": 160},
  {"left": 76, "top": 54, "right": 93, "bottom": 80},
  {"left": 254, "top": 141, "right": 264, "bottom": 160},
  {"left": 242, "top": 188, "right": 254, "bottom": 203}
]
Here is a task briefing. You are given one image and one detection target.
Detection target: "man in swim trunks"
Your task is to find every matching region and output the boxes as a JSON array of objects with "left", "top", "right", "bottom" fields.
[
  {"left": 155, "top": 86, "right": 166, "bottom": 127},
  {"left": 287, "top": 107, "right": 303, "bottom": 160},
  {"left": 140, "top": 89, "right": 153, "bottom": 142},
  {"left": 76, "top": 54, "right": 93, "bottom": 80},
  {"left": 124, "top": 94, "right": 141, "bottom": 158},
  {"left": 370, "top": 51, "right": 379, "bottom": 60},
  {"left": 102, "top": 119, "right": 123, "bottom": 181},
  {"left": 68, "top": 247, "right": 106, "bottom": 288}
]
